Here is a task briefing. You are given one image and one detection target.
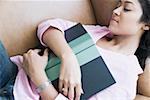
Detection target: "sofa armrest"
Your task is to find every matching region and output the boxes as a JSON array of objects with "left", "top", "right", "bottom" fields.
[{"left": 135, "top": 94, "right": 150, "bottom": 100}]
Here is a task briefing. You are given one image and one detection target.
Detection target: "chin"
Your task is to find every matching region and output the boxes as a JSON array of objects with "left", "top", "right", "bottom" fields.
[
  {"left": 108, "top": 26, "right": 120, "bottom": 35},
  {"left": 108, "top": 25, "right": 115, "bottom": 33}
]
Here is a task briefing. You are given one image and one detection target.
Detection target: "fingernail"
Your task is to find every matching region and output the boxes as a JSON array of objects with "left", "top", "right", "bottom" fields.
[{"left": 81, "top": 89, "right": 84, "bottom": 94}]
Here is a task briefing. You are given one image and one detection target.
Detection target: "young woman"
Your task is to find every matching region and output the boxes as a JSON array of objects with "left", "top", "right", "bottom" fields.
[{"left": 13, "top": 0, "right": 150, "bottom": 100}]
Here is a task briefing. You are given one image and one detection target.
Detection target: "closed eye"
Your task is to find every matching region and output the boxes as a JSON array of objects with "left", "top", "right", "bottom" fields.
[{"left": 124, "top": 8, "right": 131, "bottom": 12}]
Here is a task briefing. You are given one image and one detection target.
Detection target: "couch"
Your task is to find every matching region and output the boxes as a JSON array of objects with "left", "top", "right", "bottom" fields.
[{"left": 0, "top": 0, "right": 149, "bottom": 99}]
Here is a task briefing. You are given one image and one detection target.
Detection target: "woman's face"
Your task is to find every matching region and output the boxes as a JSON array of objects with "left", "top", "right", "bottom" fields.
[{"left": 108, "top": 0, "right": 144, "bottom": 36}]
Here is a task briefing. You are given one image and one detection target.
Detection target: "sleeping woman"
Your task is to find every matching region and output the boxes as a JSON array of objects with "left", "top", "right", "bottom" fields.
[{"left": 12, "top": 0, "right": 150, "bottom": 100}]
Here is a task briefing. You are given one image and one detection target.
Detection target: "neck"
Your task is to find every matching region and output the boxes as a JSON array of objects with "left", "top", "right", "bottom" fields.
[{"left": 110, "top": 33, "right": 142, "bottom": 55}]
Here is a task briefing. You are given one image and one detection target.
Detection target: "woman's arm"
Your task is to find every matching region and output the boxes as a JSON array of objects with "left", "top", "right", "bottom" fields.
[
  {"left": 37, "top": 19, "right": 83, "bottom": 100},
  {"left": 42, "top": 27, "right": 82, "bottom": 100},
  {"left": 37, "top": 18, "right": 107, "bottom": 99},
  {"left": 135, "top": 57, "right": 150, "bottom": 100}
]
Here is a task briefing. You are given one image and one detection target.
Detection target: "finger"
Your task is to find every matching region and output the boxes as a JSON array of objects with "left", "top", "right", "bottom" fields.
[
  {"left": 22, "top": 54, "right": 28, "bottom": 72},
  {"left": 43, "top": 48, "right": 48, "bottom": 56},
  {"left": 23, "top": 53, "right": 27, "bottom": 58},
  {"left": 27, "top": 49, "right": 33, "bottom": 54},
  {"left": 62, "top": 87, "right": 68, "bottom": 97},
  {"left": 75, "top": 96, "right": 80, "bottom": 100},
  {"left": 33, "top": 49, "right": 41, "bottom": 54},
  {"left": 75, "top": 84, "right": 82, "bottom": 100},
  {"left": 23, "top": 53, "right": 28, "bottom": 62},
  {"left": 62, "top": 81, "right": 69, "bottom": 96},
  {"left": 59, "top": 79, "right": 63, "bottom": 92},
  {"left": 68, "top": 85, "right": 74, "bottom": 100}
]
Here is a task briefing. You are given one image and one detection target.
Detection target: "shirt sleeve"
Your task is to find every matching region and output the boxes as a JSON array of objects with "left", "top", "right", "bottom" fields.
[
  {"left": 83, "top": 25, "right": 110, "bottom": 43},
  {"left": 37, "top": 18, "right": 110, "bottom": 46},
  {"left": 132, "top": 56, "right": 143, "bottom": 75},
  {"left": 55, "top": 93, "right": 68, "bottom": 100},
  {"left": 37, "top": 18, "right": 77, "bottom": 46}
]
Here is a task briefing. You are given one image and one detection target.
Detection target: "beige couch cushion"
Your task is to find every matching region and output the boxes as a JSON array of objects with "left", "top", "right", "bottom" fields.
[
  {"left": 0, "top": 0, "right": 95, "bottom": 56},
  {"left": 0, "top": 0, "right": 119, "bottom": 56},
  {"left": 91, "top": 0, "right": 119, "bottom": 26}
]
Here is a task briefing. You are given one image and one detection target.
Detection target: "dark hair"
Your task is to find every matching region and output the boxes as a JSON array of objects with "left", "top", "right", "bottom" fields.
[{"left": 135, "top": 0, "right": 150, "bottom": 70}]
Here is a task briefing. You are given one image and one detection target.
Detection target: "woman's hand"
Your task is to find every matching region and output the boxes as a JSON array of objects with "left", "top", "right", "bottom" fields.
[
  {"left": 59, "top": 52, "right": 83, "bottom": 100},
  {"left": 23, "top": 49, "right": 60, "bottom": 99},
  {"left": 22, "top": 49, "right": 49, "bottom": 86}
]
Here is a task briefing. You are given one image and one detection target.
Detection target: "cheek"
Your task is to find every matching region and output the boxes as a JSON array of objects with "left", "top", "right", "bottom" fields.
[
  {"left": 120, "top": 24, "right": 138, "bottom": 35},
  {"left": 109, "top": 14, "right": 142, "bottom": 35},
  {"left": 120, "top": 18, "right": 142, "bottom": 35}
]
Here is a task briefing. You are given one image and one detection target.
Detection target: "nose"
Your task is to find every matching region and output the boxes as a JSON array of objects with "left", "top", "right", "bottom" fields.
[{"left": 113, "top": 6, "right": 122, "bottom": 16}]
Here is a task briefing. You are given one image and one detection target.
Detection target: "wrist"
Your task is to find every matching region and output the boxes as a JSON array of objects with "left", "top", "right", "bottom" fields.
[
  {"left": 38, "top": 80, "right": 59, "bottom": 100},
  {"left": 60, "top": 48, "right": 74, "bottom": 60},
  {"left": 36, "top": 80, "right": 51, "bottom": 93},
  {"left": 31, "top": 71, "right": 48, "bottom": 87},
  {"left": 40, "top": 84, "right": 59, "bottom": 100}
]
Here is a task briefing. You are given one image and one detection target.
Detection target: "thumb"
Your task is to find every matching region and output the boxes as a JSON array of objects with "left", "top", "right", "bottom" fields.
[
  {"left": 33, "top": 49, "right": 41, "bottom": 54},
  {"left": 43, "top": 48, "right": 49, "bottom": 57}
]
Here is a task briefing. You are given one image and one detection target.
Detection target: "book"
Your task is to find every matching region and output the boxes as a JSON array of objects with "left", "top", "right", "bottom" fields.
[{"left": 45, "top": 23, "right": 116, "bottom": 99}]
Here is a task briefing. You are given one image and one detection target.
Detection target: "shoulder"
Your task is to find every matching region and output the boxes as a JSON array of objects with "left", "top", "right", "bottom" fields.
[
  {"left": 83, "top": 25, "right": 110, "bottom": 43},
  {"left": 145, "top": 57, "right": 150, "bottom": 66},
  {"left": 137, "top": 57, "right": 150, "bottom": 97}
]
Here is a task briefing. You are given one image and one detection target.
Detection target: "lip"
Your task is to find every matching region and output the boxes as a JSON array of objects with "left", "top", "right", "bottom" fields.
[{"left": 111, "top": 18, "right": 119, "bottom": 23}]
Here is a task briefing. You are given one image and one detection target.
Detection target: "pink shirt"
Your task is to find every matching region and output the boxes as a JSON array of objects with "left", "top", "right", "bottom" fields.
[{"left": 11, "top": 18, "right": 143, "bottom": 100}]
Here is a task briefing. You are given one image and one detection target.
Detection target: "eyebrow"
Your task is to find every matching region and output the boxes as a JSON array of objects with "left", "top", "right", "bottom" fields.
[
  {"left": 120, "top": 0, "right": 135, "bottom": 5},
  {"left": 125, "top": 1, "right": 135, "bottom": 5}
]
